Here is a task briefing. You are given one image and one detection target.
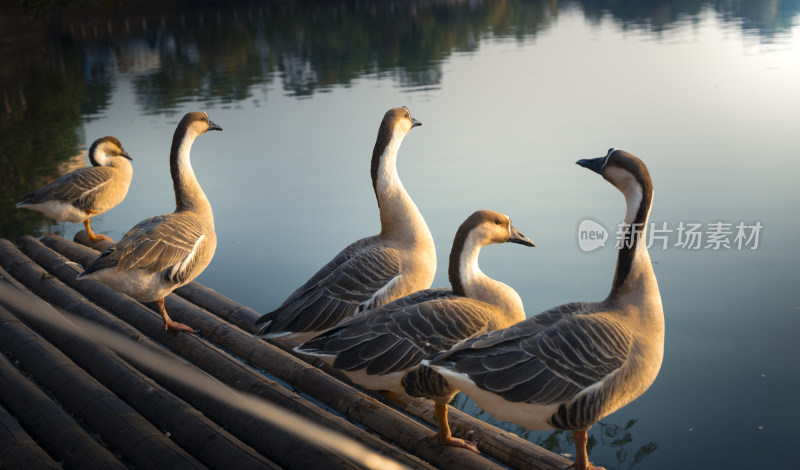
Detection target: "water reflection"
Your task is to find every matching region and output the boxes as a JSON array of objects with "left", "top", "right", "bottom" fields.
[
  {"left": 452, "top": 392, "right": 659, "bottom": 469},
  {"left": 1, "top": 2, "right": 799, "bottom": 467},
  {"left": 2, "top": 0, "right": 798, "bottom": 241}
]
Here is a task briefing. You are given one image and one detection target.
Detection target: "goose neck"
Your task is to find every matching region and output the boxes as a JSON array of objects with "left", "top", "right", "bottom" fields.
[
  {"left": 170, "top": 128, "right": 211, "bottom": 218},
  {"left": 449, "top": 233, "right": 526, "bottom": 323},
  {"left": 372, "top": 130, "right": 427, "bottom": 242},
  {"left": 608, "top": 182, "right": 656, "bottom": 298}
]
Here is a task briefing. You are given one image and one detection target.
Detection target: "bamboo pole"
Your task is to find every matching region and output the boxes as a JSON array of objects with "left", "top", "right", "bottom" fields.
[
  {"left": 0, "top": 402, "right": 62, "bottom": 470},
  {"left": 0, "top": 370, "right": 92, "bottom": 470},
  {"left": 15, "top": 237, "right": 430, "bottom": 470},
  {"left": 0, "top": 263, "right": 277, "bottom": 470},
  {"left": 36, "top": 236, "right": 512, "bottom": 470},
  {"left": 167, "top": 262, "right": 572, "bottom": 469},
  {"left": 48, "top": 234, "right": 574, "bottom": 470},
  {"left": 0, "top": 302, "right": 206, "bottom": 470}
]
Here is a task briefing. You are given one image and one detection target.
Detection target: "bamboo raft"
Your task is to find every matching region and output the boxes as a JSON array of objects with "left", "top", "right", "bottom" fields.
[{"left": 0, "top": 233, "right": 573, "bottom": 470}]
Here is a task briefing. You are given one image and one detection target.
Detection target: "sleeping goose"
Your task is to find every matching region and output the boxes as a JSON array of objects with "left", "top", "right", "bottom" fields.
[
  {"left": 16, "top": 136, "right": 133, "bottom": 243},
  {"left": 77, "top": 112, "right": 222, "bottom": 333},
  {"left": 255, "top": 107, "right": 436, "bottom": 346},
  {"left": 426, "top": 150, "right": 664, "bottom": 470},
  {"left": 297, "top": 210, "right": 534, "bottom": 453}
]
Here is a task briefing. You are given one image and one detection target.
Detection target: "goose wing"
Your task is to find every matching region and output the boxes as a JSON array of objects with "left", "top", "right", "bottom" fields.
[
  {"left": 431, "top": 304, "right": 633, "bottom": 405},
  {"left": 19, "top": 167, "right": 115, "bottom": 210},
  {"left": 82, "top": 212, "right": 211, "bottom": 284},
  {"left": 299, "top": 289, "right": 499, "bottom": 376},
  {"left": 255, "top": 237, "right": 404, "bottom": 336}
]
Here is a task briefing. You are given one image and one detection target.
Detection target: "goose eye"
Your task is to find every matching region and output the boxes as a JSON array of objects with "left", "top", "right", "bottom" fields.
[{"left": 494, "top": 219, "right": 502, "bottom": 225}]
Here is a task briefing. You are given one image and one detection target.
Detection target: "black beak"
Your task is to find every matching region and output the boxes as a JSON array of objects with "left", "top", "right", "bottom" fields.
[
  {"left": 509, "top": 223, "right": 535, "bottom": 247},
  {"left": 576, "top": 156, "right": 607, "bottom": 174},
  {"left": 121, "top": 150, "right": 132, "bottom": 161},
  {"left": 410, "top": 117, "right": 422, "bottom": 128},
  {"left": 208, "top": 120, "right": 223, "bottom": 132}
]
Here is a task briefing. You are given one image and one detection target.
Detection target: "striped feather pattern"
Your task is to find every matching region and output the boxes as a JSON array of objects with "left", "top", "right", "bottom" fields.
[
  {"left": 300, "top": 288, "right": 500, "bottom": 388},
  {"left": 82, "top": 211, "right": 213, "bottom": 285},
  {"left": 432, "top": 304, "right": 632, "bottom": 410},
  {"left": 254, "top": 236, "right": 403, "bottom": 336},
  {"left": 19, "top": 166, "right": 115, "bottom": 209}
]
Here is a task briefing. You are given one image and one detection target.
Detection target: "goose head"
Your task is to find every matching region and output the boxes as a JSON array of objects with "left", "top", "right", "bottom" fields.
[
  {"left": 372, "top": 106, "right": 421, "bottom": 155},
  {"left": 449, "top": 209, "right": 534, "bottom": 303},
  {"left": 456, "top": 210, "right": 535, "bottom": 249},
  {"left": 88, "top": 136, "right": 132, "bottom": 166},
  {"left": 385, "top": 106, "right": 421, "bottom": 137},
  {"left": 178, "top": 111, "right": 223, "bottom": 140},
  {"left": 576, "top": 148, "right": 652, "bottom": 197}
]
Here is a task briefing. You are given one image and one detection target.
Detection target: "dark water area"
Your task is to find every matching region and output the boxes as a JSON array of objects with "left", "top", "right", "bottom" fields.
[{"left": 2, "top": 1, "right": 799, "bottom": 468}]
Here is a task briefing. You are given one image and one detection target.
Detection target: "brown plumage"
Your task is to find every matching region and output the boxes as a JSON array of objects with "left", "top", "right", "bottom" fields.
[
  {"left": 16, "top": 136, "right": 133, "bottom": 243},
  {"left": 255, "top": 107, "right": 436, "bottom": 346},
  {"left": 298, "top": 210, "right": 535, "bottom": 453},
  {"left": 428, "top": 150, "right": 664, "bottom": 470},
  {"left": 78, "top": 112, "right": 222, "bottom": 333}
]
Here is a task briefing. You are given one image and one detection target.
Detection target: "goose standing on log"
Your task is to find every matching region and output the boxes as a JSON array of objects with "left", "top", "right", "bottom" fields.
[
  {"left": 426, "top": 150, "right": 664, "bottom": 470},
  {"left": 78, "top": 112, "right": 222, "bottom": 334},
  {"left": 255, "top": 107, "right": 436, "bottom": 346},
  {"left": 297, "top": 210, "right": 534, "bottom": 453},
  {"left": 16, "top": 136, "right": 133, "bottom": 243}
]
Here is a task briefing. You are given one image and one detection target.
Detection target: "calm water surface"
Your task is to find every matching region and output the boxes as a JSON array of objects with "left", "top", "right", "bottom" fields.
[{"left": 1, "top": 1, "right": 799, "bottom": 468}]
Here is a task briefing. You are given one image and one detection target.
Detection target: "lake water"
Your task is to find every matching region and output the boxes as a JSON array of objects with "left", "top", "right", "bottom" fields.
[{"left": 1, "top": 1, "right": 799, "bottom": 468}]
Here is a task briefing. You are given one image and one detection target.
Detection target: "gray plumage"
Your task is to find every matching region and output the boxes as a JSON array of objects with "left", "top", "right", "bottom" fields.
[
  {"left": 255, "top": 107, "right": 436, "bottom": 345},
  {"left": 428, "top": 150, "right": 664, "bottom": 469},
  {"left": 78, "top": 112, "right": 221, "bottom": 333},
  {"left": 17, "top": 136, "right": 133, "bottom": 241},
  {"left": 297, "top": 210, "right": 535, "bottom": 452}
]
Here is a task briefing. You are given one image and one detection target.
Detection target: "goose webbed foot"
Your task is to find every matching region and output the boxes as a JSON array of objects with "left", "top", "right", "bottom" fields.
[
  {"left": 83, "top": 218, "right": 113, "bottom": 243},
  {"left": 88, "top": 233, "right": 113, "bottom": 243},
  {"left": 434, "top": 402, "right": 480, "bottom": 454},
  {"left": 437, "top": 434, "right": 480, "bottom": 454},
  {"left": 157, "top": 298, "right": 198, "bottom": 334}
]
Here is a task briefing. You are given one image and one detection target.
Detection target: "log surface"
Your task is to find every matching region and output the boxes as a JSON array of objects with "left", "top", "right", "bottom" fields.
[{"left": 0, "top": 234, "right": 572, "bottom": 470}]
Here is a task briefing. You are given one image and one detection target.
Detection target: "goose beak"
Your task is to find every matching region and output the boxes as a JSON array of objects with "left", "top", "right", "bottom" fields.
[
  {"left": 410, "top": 117, "right": 422, "bottom": 128},
  {"left": 121, "top": 150, "right": 132, "bottom": 161},
  {"left": 508, "top": 224, "right": 535, "bottom": 247},
  {"left": 576, "top": 156, "right": 607, "bottom": 174},
  {"left": 208, "top": 120, "right": 223, "bottom": 132}
]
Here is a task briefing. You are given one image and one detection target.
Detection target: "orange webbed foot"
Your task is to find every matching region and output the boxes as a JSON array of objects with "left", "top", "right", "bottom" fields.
[
  {"left": 164, "top": 320, "right": 199, "bottom": 334},
  {"left": 437, "top": 435, "right": 480, "bottom": 454},
  {"left": 87, "top": 233, "right": 114, "bottom": 243}
]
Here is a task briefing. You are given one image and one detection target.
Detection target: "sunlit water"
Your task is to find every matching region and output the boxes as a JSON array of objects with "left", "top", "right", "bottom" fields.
[{"left": 1, "top": 1, "right": 799, "bottom": 468}]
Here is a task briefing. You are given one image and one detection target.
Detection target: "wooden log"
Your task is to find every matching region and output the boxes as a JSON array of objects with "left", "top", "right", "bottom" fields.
[
  {"left": 175, "top": 281, "right": 260, "bottom": 331},
  {"left": 0, "top": 303, "right": 204, "bottom": 470},
  {"left": 46, "top": 234, "right": 572, "bottom": 470},
  {"left": 15, "top": 237, "right": 428, "bottom": 470},
  {"left": 0, "top": 397, "right": 65, "bottom": 470},
  {"left": 73, "top": 229, "right": 113, "bottom": 252},
  {"left": 37, "top": 237, "right": 514, "bottom": 470},
  {"left": 161, "top": 266, "right": 572, "bottom": 469},
  {"left": 0, "top": 262, "right": 277, "bottom": 470}
]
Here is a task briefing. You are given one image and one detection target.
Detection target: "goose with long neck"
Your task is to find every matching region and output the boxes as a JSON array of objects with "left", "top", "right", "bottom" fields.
[
  {"left": 427, "top": 150, "right": 664, "bottom": 470},
  {"left": 78, "top": 112, "right": 222, "bottom": 333},
  {"left": 255, "top": 107, "right": 436, "bottom": 346},
  {"left": 297, "top": 210, "right": 534, "bottom": 453},
  {"left": 16, "top": 136, "right": 133, "bottom": 243}
]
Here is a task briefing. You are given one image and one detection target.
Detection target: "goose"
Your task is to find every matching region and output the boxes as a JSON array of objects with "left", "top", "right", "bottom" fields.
[
  {"left": 255, "top": 107, "right": 436, "bottom": 346},
  {"left": 297, "top": 210, "right": 534, "bottom": 453},
  {"left": 425, "top": 150, "right": 664, "bottom": 470},
  {"left": 16, "top": 136, "right": 133, "bottom": 243},
  {"left": 77, "top": 112, "right": 222, "bottom": 333}
]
